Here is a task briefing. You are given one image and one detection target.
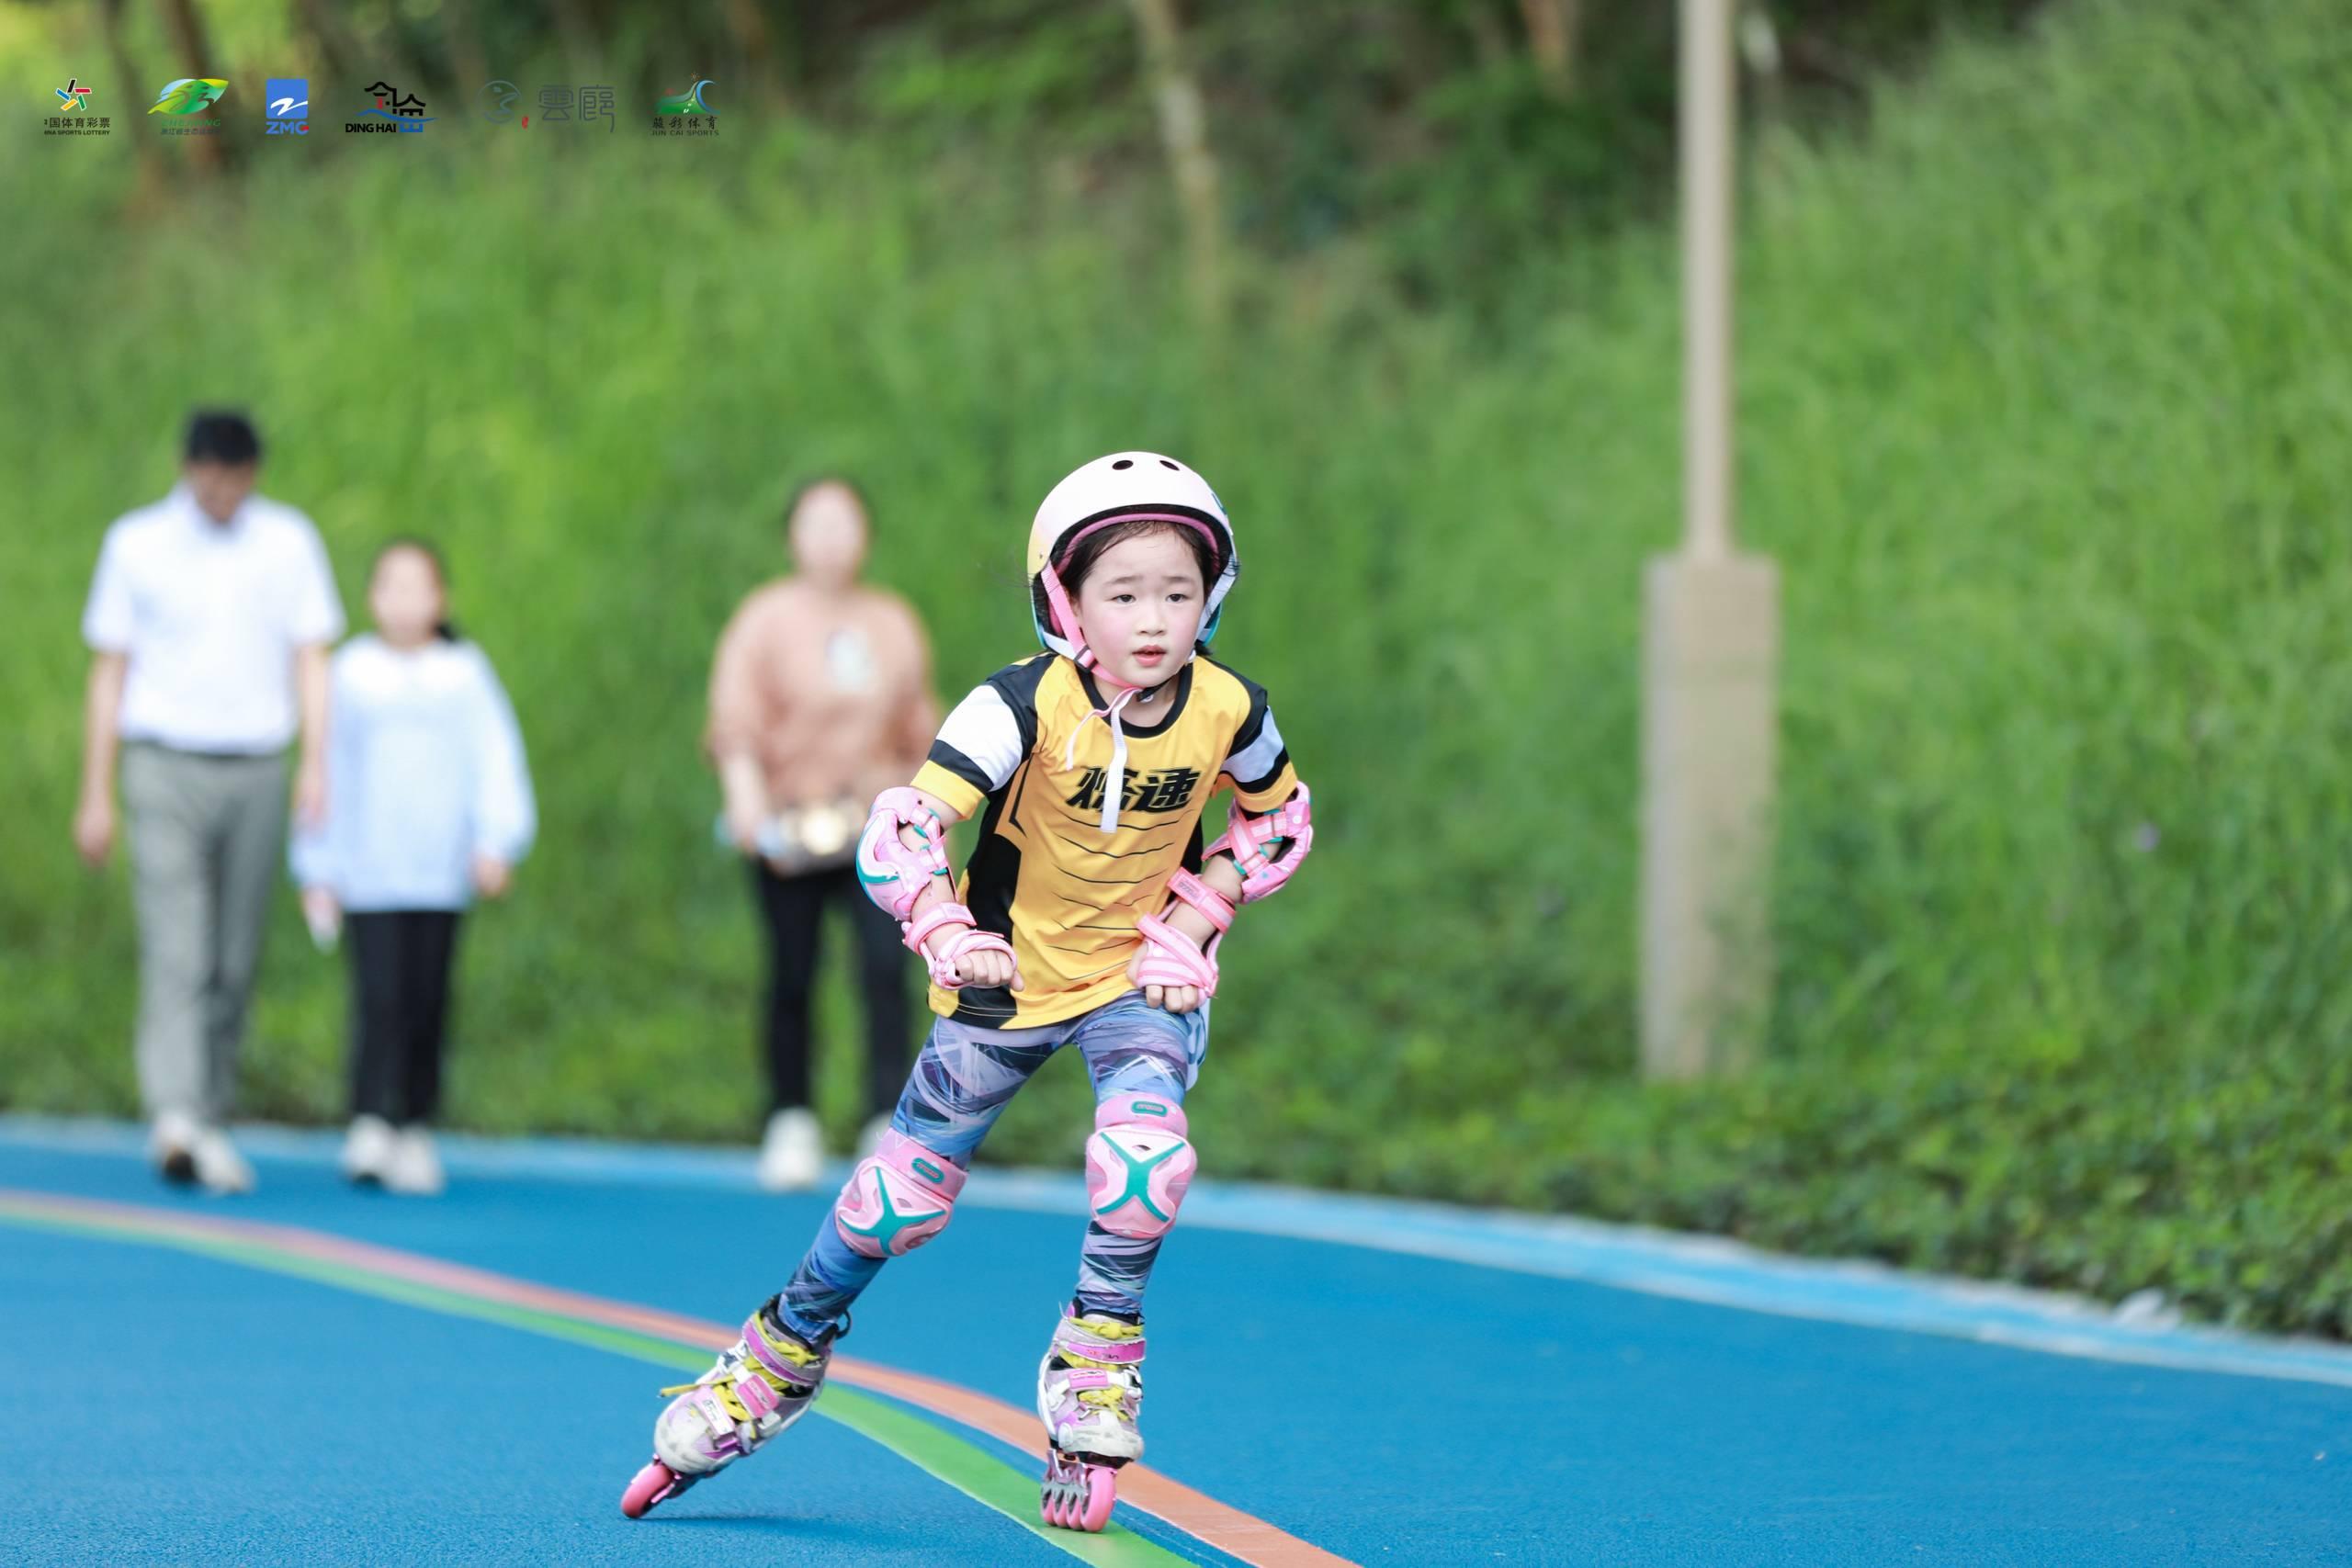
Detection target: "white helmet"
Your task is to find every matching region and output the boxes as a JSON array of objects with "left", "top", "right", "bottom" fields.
[{"left": 1026, "top": 452, "right": 1239, "bottom": 664}]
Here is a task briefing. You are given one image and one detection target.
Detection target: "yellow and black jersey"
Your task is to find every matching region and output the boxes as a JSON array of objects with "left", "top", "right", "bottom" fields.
[{"left": 910, "top": 653, "right": 1301, "bottom": 1028}]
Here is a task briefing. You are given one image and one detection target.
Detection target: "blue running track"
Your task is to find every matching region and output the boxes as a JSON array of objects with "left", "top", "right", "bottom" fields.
[{"left": 2, "top": 1119, "right": 2347, "bottom": 1565}]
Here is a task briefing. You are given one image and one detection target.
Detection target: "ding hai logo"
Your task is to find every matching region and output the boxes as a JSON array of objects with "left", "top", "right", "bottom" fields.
[{"left": 347, "top": 80, "right": 433, "bottom": 133}]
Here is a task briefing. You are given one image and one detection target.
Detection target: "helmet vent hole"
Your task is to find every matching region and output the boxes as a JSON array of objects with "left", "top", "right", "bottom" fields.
[
  {"left": 1159, "top": 458, "right": 1180, "bottom": 469},
  {"left": 1111, "top": 458, "right": 1135, "bottom": 470}
]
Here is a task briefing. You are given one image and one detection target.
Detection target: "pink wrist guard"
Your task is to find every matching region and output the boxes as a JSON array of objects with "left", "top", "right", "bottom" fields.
[
  {"left": 1204, "top": 784, "right": 1314, "bottom": 903},
  {"left": 904, "top": 900, "right": 1019, "bottom": 991},
  {"left": 1134, "top": 869, "right": 1233, "bottom": 998}
]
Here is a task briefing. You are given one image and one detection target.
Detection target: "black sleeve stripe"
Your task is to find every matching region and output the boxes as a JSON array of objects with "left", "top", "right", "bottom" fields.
[
  {"left": 1227, "top": 747, "right": 1292, "bottom": 795},
  {"left": 926, "top": 740, "right": 995, "bottom": 795},
  {"left": 1202, "top": 658, "right": 1272, "bottom": 752},
  {"left": 985, "top": 654, "right": 1052, "bottom": 761},
  {"left": 1230, "top": 683, "right": 1272, "bottom": 752}
]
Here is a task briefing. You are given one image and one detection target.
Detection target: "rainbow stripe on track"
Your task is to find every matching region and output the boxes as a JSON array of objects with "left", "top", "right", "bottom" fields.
[{"left": 0, "top": 1187, "right": 1351, "bottom": 1568}]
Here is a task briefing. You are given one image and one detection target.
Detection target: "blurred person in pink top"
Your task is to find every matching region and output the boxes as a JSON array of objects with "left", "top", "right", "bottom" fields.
[{"left": 708, "top": 479, "right": 939, "bottom": 1190}]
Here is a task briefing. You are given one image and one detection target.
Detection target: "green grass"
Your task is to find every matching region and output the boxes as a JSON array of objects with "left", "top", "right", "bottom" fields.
[{"left": 3, "top": 0, "right": 2347, "bottom": 1332}]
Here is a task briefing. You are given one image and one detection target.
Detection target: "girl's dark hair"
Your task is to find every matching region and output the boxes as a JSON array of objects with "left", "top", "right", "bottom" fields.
[
  {"left": 786, "top": 475, "right": 873, "bottom": 533},
  {"left": 375, "top": 536, "right": 460, "bottom": 642},
  {"left": 1029, "top": 518, "right": 1221, "bottom": 640}
]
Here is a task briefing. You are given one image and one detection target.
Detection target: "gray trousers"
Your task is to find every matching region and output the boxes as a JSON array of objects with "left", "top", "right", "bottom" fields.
[{"left": 121, "top": 743, "right": 288, "bottom": 1123}]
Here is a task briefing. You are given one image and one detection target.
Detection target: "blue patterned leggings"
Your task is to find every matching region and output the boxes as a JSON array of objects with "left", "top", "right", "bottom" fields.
[{"left": 775, "top": 991, "right": 1208, "bottom": 1340}]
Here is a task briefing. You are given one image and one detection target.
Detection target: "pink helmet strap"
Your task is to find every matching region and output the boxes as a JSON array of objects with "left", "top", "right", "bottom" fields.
[{"left": 1035, "top": 560, "right": 1114, "bottom": 682}]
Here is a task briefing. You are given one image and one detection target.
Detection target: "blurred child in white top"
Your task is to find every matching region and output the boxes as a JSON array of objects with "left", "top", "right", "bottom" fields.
[{"left": 293, "top": 540, "right": 535, "bottom": 1194}]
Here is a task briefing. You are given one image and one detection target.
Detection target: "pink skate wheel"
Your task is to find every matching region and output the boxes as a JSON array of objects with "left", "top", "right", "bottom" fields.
[
  {"left": 621, "top": 1459, "right": 678, "bottom": 1519},
  {"left": 1076, "top": 1464, "right": 1116, "bottom": 1532},
  {"left": 1041, "top": 1454, "right": 1117, "bottom": 1533},
  {"left": 1041, "top": 1453, "right": 1074, "bottom": 1529}
]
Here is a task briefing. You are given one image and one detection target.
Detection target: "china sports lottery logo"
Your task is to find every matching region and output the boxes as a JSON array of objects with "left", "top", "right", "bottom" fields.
[{"left": 46, "top": 77, "right": 110, "bottom": 136}]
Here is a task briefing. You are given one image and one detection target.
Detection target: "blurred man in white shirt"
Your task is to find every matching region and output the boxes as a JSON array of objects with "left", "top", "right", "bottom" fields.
[{"left": 74, "top": 411, "right": 345, "bottom": 1193}]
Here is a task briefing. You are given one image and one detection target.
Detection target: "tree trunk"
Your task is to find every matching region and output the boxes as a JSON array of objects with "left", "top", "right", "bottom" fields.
[
  {"left": 99, "top": 0, "right": 166, "bottom": 202},
  {"left": 289, "top": 0, "right": 358, "bottom": 85},
  {"left": 1519, "top": 0, "right": 1581, "bottom": 96},
  {"left": 722, "top": 0, "right": 789, "bottom": 111},
  {"left": 1122, "top": 0, "right": 1226, "bottom": 327},
  {"left": 544, "top": 0, "right": 599, "bottom": 86},
  {"left": 154, "top": 0, "right": 231, "bottom": 173},
  {"left": 443, "top": 0, "right": 490, "bottom": 108}
]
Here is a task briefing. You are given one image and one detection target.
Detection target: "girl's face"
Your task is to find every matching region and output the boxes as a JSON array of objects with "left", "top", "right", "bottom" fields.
[
  {"left": 369, "top": 547, "right": 446, "bottom": 648},
  {"left": 1072, "top": 527, "right": 1207, "bottom": 691}
]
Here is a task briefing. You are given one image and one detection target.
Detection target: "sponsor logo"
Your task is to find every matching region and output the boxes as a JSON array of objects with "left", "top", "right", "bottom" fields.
[
  {"left": 479, "top": 79, "right": 522, "bottom": 124},
  {"left": 265, "top": 77, "right": 309, "bottom": 135},
  {"left": 346, "top": 80, "right": 434, "bottom": 134},
  {"left": 45, "top": 77, "right": 109, "bottom": 136},
  {"left": 530, "top": 83, "right": 619, "bottom": 130},
  {"left": 150, "top": 77, "right": 227, "bottom": 134},
  {"left": 149, "top": 77, "right": 227, "bottom": 115},
  {"left": 651, "top": 78, "right": 718, "bottom": 137}
]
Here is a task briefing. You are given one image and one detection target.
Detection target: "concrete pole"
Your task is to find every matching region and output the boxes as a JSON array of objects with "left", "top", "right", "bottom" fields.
[
  {"left": 1639, "top": 0, "right": 1781, "bottom": 1079},
  {"left": 1682, "top": 0, "right": 1733, "bottom": 564}
]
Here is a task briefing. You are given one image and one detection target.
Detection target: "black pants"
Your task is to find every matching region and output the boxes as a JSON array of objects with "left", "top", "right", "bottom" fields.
[
  {"left": 346, "top": 910, "right": 463, "bottom": 1125},
  {"left": 749, "top": 860, "right": 910, "bottom": 1118}
]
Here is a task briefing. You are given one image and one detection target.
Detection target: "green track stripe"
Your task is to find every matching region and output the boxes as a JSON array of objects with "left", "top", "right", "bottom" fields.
[
  {"left": 0, "top": 1203, "right": 1189, "bottom": 1568},
  {"left": 821, "top": 1386, "right": 1178, "bottom": 1568}
]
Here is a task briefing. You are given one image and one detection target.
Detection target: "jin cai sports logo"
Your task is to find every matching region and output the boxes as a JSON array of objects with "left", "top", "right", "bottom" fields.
[
  {"left": 149, "top": 77, "right": 227, "bottom": 135},
  {"left": 346, "top": 81, "right": 434, "bottom": 134},
  {"left": 44, "top": 77, "right": 110, "bottom": 137},
  {"left": 651, "top": 77, "right": 718, "bottom": 137}
]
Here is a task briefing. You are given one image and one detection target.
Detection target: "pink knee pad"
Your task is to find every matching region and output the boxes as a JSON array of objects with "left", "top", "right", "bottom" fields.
[
  {"left": 833, "top": 1130, "right": 967, "bottom": 1258},
  {"left": 1086, "top": 1097, "right": 1197, "bottom": 1241}
]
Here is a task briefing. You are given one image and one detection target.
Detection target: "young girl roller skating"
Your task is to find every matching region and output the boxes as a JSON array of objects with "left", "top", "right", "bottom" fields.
[{"left": 620, "top": 453, "right": 1314, "bottom": 1532}]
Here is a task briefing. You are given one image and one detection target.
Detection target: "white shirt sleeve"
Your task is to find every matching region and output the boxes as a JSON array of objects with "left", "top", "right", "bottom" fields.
[
  {"left": 288, "top": 516, "right": 345, "bottom": 646},
  {"left": 933, "top": 682, "right": 1026, "bottom": 792},
  {"left": 82, "top": 528, "right": 135, "bottom": 653},
  {"left": 469, "top": 651, "right": 537, "bottom": 865}
]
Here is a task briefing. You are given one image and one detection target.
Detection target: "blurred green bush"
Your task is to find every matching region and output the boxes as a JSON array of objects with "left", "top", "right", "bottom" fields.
[{"left": 1, "top": 0, "right": 2346, "bottom": 1334}]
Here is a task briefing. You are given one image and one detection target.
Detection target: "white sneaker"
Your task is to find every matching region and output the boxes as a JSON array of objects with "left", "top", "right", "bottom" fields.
[
  {"left": 384, "top": 1127, "right": 447, "bottom": 1196},
  {"left": 855, "top": 1113, "right": 892, "bottom": 1163},
  {"left": 150, "top": 1110, "right": 201, "bottom": 1185},
  {"left": 757, "top": 1108, "right": 824, "bottom": 1192},
  {"left": 191, "top": 1126, "right": 256, "bottom": 1195},
  {"left": 342, "top": 1115, "right": 398, "bottom": 1185}
]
